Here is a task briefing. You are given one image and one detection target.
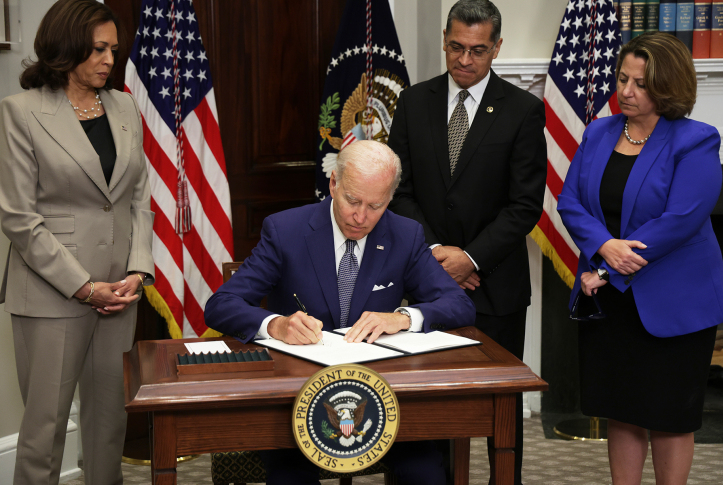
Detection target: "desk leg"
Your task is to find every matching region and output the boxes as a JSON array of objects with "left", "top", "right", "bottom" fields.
[
  {"left": 489, "top": 393, "right": 515, "bottom": 485},
  {"left": 150, "top": 412, "right": 177, "bottom": 485},
  {"left": 453, "top": 438, "right": 470, "bottom": 485}
]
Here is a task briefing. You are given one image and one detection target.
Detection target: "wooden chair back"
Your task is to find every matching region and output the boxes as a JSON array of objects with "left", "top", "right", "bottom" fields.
[{"left": 222, "top": 262, "right": 242, "bottom": 283}]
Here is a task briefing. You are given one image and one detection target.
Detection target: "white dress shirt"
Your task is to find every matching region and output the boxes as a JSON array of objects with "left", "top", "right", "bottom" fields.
[
  {"left": 256, "top": 200, "right": 423, "bottom": 338},
  {"left": 446, "top": 70, "right": 490, "bottom": 125},
  {"left": 428, "top": 72, "right": 492, "bottom": 272}
]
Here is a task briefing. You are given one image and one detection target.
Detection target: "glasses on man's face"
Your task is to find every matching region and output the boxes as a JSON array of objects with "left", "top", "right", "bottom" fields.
[
  {"left": 444, "top": 42, "right": 496, "bottom": 60},
  {"left": 570, "top": 290, "right": 606, "bottom": 321}
]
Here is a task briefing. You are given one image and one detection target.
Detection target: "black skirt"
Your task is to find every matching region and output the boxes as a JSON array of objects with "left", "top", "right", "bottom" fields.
[{"left": 577, "top": 284, "right": 717, "bottom": 433}]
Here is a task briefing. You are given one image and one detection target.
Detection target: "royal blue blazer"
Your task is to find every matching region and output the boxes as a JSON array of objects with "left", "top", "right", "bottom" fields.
[
  {"left": 557, "top": 114, "right": 723, "bottom": 338},
  {"left": 205, "top": 197, "right": 476, "bottom": 343}
]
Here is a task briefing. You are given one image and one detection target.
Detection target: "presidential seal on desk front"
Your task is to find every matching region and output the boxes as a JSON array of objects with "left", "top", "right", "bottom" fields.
[{"left": 292, "top": 364, "right": 400, "bottom": 472}]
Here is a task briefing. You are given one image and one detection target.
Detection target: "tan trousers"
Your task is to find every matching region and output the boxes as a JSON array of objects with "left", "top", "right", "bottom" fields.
[{"left": 12, "top": 309, "right": 136, "bottom": 485}]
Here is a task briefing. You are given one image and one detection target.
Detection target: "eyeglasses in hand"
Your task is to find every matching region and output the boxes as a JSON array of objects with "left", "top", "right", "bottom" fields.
[{"left": 570, "top": 290, "right": 606, "bottom": 321}]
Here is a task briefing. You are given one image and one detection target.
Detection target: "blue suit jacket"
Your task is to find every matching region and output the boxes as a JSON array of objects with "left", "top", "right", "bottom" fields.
[
  {"left": 205, "top": 198, "right": 476, "bottom": 342},
  {"left": 558, "top": 114, "right": 723, "bottom": 338}
]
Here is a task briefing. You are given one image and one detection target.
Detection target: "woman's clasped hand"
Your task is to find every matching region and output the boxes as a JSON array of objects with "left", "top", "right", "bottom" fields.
[
  {"left": 598, "top": 238, "right": 648, "bottom": 275},
  {"left": 73, "top": 276, "right": 144, "bottom": 314}
]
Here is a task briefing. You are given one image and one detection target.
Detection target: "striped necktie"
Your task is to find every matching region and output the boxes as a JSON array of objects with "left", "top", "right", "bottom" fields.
[{"left": 448, "top": 89, "right": 470, "bottom": 176}]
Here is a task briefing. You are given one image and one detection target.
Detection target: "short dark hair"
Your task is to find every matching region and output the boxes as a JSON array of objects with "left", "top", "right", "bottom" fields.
[
  {"left": 446, "top": 0, "right": 501, "bottom": 43},
  {"left": 20, "top": 0, "right": 125, "bottom": 91},
  {"left": 616, "top": 32, "right": 697, "bottom": 120}
]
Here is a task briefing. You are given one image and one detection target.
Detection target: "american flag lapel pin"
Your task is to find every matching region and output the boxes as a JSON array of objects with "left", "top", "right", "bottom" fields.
[
  {"left": 377, "top": 245, "right": 384, "bottom": 250},
  {"left": 122, "top": 125, "right": 127, "bottom": 131}
]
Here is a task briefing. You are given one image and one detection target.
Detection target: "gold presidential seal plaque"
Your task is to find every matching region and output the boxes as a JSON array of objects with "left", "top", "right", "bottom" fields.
[{"left": 292, "top": 364, "right": 400, "bottom": 472}]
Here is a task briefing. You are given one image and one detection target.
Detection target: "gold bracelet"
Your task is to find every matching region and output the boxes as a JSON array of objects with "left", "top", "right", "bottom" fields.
[
  {"left": 136, "top": 273, "right": 144, "bottom": 286},
  {"left": 82, "top": 281, "right": 94, "bottom": 303}
]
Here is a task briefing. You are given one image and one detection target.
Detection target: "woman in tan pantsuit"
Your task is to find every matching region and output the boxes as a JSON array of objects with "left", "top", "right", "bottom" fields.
[{"left": 0, "top": 1, "right": 154, "bottom": 483}]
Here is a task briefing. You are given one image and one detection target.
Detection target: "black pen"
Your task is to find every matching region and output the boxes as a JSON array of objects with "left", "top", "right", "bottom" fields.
[
  {"left": 294, "top": 293, "right": 323, "bottom": 345},
  {"left": 293, "top": 293, "right": 307, "bottom": 314}
]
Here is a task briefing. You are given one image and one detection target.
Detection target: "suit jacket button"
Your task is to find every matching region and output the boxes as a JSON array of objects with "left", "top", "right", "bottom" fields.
[
  {"left": 103, "top": 204, "right": 111, "bottom": 212},
  {"left": 240, "top": 334, "right": 247, "bottom": 340},
  {"left": 447, "top": 203, "right": 454, "bottom": 210}
]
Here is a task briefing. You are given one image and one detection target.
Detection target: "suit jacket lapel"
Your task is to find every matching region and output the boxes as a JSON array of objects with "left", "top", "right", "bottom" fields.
[
  {"left": 305, "top": 198, "right": 341, "bottom": 328},
  {"left": 620, "top": 116, "right": 672, "bottom": 236},
  {"left": 101, "top": 90, "right": 132, "bottom": 194},
  {"left": 587, "top": 117, "right": 624, "bottom": 224},
  {"left": 33, "top": 85, "right": 111, "bottom": 201},
  {"left": 348, "top": 212, "right": 390, "bottom": 324},
  {"left": 429, "top": 74, "right": 453, "bottom": 189},
  {"left": 449, "top": 69, "right": 503, "bottom": 188}
]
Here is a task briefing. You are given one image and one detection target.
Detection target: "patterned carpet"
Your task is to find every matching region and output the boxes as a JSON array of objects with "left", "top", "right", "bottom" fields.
[{"left": 62, "top": 413, "right": 723, "bottom": 484}]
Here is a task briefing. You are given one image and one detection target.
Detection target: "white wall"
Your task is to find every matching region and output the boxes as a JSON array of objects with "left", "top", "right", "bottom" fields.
[{"left": 494, "top": 0, "right": 569, "bottom": 60}]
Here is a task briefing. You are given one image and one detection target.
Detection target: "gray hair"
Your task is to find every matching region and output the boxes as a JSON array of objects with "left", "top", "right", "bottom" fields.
[
  {"left": 446, "top": 0, "right": 502, "bottom": 43},
  {"left": 336, "top": 140, "right": 402, "bottom": 199}
]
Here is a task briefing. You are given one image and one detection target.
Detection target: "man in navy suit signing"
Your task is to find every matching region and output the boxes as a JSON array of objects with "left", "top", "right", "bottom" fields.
[{"left": 205, "top": 140, "right": 475, "bottom": 485}]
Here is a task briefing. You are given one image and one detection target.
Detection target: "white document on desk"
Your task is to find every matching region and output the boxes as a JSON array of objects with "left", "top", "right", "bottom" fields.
[
  {"left": 255, "top": 331, "right": 404, "bottom": 366},
  {"left": 184, "top": 341, "right": 232, "bottom": 355},
  {"left": 334, "top": 328, "right": 480, "bottom": 354}
]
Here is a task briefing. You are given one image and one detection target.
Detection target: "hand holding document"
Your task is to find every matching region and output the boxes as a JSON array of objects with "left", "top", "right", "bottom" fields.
[
  {"left": 342, "top": 311, "right": 410, "bottom": 343},
  {"left": 335, "top": 328, "right": 480, "bottom": 354}
]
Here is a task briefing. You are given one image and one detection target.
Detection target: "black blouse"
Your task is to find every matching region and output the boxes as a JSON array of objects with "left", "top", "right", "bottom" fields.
[
  {"left": 599, "top": 150, "right": 638, "bottom": 240},
  {"left": 80, "top": 114, "right": 116, "bottom": 186}
]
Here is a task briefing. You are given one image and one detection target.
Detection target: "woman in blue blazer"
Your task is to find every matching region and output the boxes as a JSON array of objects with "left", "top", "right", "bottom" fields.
[{"left": 558, "top": 32, "right": 723, "bottom": 484}]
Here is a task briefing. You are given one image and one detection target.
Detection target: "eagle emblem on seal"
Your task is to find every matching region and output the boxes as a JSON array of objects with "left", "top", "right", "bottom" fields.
[
  {"left": 319, "top": 69, "right": 407, "bottom": 181},
  {"left": 322, "top": 391, "right": 373, "bottom": 447}
]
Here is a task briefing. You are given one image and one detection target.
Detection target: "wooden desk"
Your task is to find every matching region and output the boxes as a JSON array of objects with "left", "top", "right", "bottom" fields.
[{"left": 123, "top": 327, "right": 547, "bottom": 485}]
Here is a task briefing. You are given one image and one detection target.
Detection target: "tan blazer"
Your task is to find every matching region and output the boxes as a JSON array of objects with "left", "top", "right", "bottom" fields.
[{"left": 0, "top": 85, "right": 155, "bottom": 317}]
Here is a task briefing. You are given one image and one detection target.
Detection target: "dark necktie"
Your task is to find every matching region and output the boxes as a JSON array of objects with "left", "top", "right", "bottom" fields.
[
  {"left": 448, "top": 89, "right": 470, "bottom": 176},
  {"left": 338, "top": 239, "right": 359, "bottom": 327}
]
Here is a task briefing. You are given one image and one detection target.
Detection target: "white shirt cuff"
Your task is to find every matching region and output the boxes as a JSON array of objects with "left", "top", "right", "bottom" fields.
[
  {"left": 395, "top": 307, "right": 424, "bottom": 332},
  {"left": 430, "top": 245, "right": 478, "bottom": 271},
  {"left": 464, "top": 251, "right": 480, "bottom": 271},
  {"left": 257, "top": 314, "right": 281, "bottom": 339}
]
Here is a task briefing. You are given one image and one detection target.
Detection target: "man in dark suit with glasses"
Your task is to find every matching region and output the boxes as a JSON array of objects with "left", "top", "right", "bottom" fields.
[{"left": 387, "top": 1, "right": 547, "bottom": 483}]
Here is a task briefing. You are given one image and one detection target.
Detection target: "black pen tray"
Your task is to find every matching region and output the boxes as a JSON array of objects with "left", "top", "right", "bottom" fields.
[{"left": 175, "top": 349, "right": 274, "bottom": 375}]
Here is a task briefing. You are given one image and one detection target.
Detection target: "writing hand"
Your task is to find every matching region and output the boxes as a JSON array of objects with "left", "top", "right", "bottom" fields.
[
  {"left": 581, "top": 271, "right": 608, "bottom": 296},
  {"left": 598, "top": 239, "right": 648, "bottom": 275},
  {"left": 344, "top": 311, "right": 410, "bottom": 344},
  {"left": 268, "top": 311, "right": 323, "bottom": 345}
]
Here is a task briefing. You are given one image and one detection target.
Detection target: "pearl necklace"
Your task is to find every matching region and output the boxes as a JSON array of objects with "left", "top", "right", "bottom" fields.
[
  {"left": 68, "top": 90, "right": 102, "bottom": 119},
  {"left": 624, "top": 119, "right": 651, "bottom": 145}
]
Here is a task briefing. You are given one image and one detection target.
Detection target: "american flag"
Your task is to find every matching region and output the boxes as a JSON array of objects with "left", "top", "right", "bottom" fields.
[
  {"left": 532, "top": 0, "right": 622, "bottom": 287},
  {"left": 124, "top": 0, "right": 233, "bottom": 338}
]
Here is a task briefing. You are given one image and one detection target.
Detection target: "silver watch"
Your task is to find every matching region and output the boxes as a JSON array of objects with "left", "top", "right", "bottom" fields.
[
  {"left": 597, "top": 267, "right": 609, "bottom": 281},
  {"left": 395, "top": 308, "right": 412, "bottom": 331}
]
